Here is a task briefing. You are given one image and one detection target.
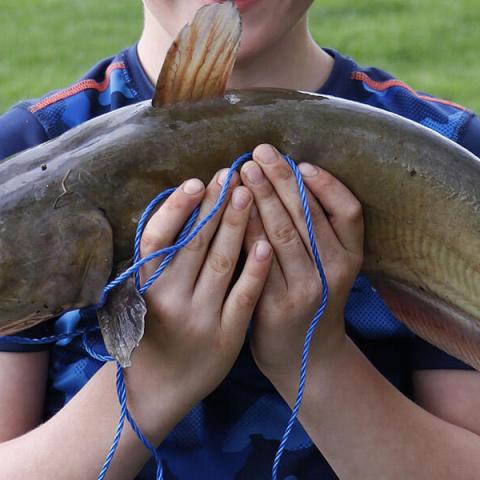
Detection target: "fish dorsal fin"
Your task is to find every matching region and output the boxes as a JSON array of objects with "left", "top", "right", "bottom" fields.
[{"left": 153, "top": 2, "right": 242, "bottom": 108}]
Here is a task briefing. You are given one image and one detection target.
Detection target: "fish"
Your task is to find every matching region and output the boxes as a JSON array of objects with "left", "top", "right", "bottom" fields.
[{"left": 0, "top": 2, "right": 479, "bottom": 369}]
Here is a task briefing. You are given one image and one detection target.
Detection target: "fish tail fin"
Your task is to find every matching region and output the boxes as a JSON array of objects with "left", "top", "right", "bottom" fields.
[
  {"left": 153, "top": 2, "right": 242, "bottom": 107},
  {"left": 373, "top": 278, "right": 480, "bottom": 370}
]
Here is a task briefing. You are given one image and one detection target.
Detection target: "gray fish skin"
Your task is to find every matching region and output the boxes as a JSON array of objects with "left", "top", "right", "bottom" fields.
[{"left": 1, "top": 90, "right": 480, "bottom": 367}]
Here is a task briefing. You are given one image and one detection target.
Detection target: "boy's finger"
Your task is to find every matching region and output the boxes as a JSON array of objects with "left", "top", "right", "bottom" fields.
[
  {"left": 140, "top": 178, "right": 205, "bottom": 282},
  {"left": 221, "top": 240, "right": 273, "bottom": 339},
  {"left": 298, "top": 163, "right": 364, "bottom": 254},
  {"left": 244, "top": 203, "right": 286, "bottom": 291},
  {"left": 302, "top": 186, "right": 342, "bottom": 260},
  {"left": 240, "top": 160, "right": 310, "bottom": 284},
  {"left": 244, "top": 203, "right": 267, "bottom": 250},
  {"left": 251, "top": 145, "right": 344, "bottom": 261},
  {"left": 167, "top": 168, "right": 239, "bottom": 291},
  {"left": 251, "top": 144, "right": 323, "bottom": 252},
  {"left": 194, "top": 186, "right": 252, "bottom": 305}
]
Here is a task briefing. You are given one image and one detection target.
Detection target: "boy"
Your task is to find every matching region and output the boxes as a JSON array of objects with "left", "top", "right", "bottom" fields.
[{"left": 1, "top": 1, "right": 480, "bottom": 478}]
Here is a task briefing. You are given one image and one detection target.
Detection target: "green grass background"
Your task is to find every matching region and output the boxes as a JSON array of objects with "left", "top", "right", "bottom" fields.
[{"left": 1, "top": 0, "right": 479, "bottom": 113}]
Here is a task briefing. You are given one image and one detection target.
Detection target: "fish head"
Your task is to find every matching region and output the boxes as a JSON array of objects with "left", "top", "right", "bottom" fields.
[
  {"left": 0, "top": 234, "right": 60, "bottom": 333},
  {"left": 0, "top": 201, "right": 113, "bottom": 336}
]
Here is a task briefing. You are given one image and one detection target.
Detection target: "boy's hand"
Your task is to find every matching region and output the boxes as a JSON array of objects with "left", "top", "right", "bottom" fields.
[
  {"left": 240, "top": 144, "right": 364, "bottom": 383},
  {"left": 132, "top": 169, "right": 272, "bottom": 411}
]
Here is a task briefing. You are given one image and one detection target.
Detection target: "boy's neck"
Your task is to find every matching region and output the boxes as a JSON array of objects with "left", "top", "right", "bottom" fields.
[{"left": 137, "top": 12, "right": 333, "bottom": 93}]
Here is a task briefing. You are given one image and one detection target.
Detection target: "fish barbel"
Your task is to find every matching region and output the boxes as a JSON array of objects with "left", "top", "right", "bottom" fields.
[{"left": 0, "top": 3, "right": 479, "bottom": 368}]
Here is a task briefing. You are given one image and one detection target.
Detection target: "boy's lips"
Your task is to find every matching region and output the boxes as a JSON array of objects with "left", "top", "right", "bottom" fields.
[
  {"left": 233, "top": 0, "right": 260, "bottom": 12},
  {"left": 205, "top": 0, "right": 260, "bottom": 13}
]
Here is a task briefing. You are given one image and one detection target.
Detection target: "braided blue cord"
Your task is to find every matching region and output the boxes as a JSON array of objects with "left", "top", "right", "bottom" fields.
[
  {"left": 138, "top": 206, "right": 200, "bottom": 294},
  {"left": 97, "top": 363, "right": 128, "bottom": 480},
  {"left": 100, "top": 366, "right": 165, "bottom": 478},
  {"left": 125, "top": 409, "right": 163, "bottom": 480},
  {"left": 270, "top": 156, "right": 329, "bottom": 480},
  {"left": 0, "top": 325, "right": 99, "bottom": 345},
  {"left": 0, "top": 151, "right": 328, "bottom": 480},
  {"left": 133, "top": 188, "right": 176, "bottom": 291},
  {"left": 82, "top": 332, "right": 113, "bottom": 363},
  {"left": 101, "top": 152, "right": 252, "bottom": 304},
  {"left": 95, "top": 153, "right": 251, "bottom": 478},
  {"left": 82, "top": 329, "right": 164, "bottom": 479}
]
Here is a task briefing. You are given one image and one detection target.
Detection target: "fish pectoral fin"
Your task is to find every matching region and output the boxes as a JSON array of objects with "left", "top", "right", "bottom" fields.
[
  {"left": 152, "top": 2, "right": 241, "bottom": 108},
  {"left": 372, "top": 277, "right": 480, "bottom": 371},
  {"left": 97, "top": 275, "right": 146, "bottom": 367}
]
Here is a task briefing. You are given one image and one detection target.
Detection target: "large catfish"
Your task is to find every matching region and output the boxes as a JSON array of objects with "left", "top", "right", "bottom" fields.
[{"left": 0, "top": 3, "right": 479, "bottom": 368}]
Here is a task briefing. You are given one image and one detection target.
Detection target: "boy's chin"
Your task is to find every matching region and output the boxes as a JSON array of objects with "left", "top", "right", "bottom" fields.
[{"left": 234, "top": 32, "right": 277, "bottom": 66}]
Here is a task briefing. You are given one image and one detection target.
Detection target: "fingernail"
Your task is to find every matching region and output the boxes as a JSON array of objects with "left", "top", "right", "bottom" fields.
[
  {"left": 232, "top": 188, "right": 250, "bottom": 210},
  {"left": 244, "top": 164, "right": 264, "bottom": 184},
  {"left": 183, "top": 178, "right": 204, "bottom": 194},
  {"left": 255, "top": 241, "right": 272, "bottom": 261},
  {"left": 249, "top": 203, "right": 258, "bottom": 218},
  {"left": 298, "top": 163, "right": 318, "bottom": 177},
  {"left": 217, "top": 168, "right": 229, "bottom": 186},
  {"left": 256, "top": 144, "right": 278, "bottom": 164}
]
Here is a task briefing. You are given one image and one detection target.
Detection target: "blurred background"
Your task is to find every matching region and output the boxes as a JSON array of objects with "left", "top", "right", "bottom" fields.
[{"left": 0, "top": 0, "right": 479, "bottom": 113}]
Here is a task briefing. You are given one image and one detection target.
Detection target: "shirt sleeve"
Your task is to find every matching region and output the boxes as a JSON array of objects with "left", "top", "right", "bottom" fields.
[
  {"left": 0, "top": 103, "right": 55, "bottom": 351},
  {"left": 408, "top": 335, "right": 474, "bottom": 371},
  {"left": 0, "top": 103, "right": 48, "bottom": 161},
  {"left": 459, "top": 112, "right": 480, "bottom": 158}
]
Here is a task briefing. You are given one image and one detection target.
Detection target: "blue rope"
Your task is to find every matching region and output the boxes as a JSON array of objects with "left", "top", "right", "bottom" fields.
[
  {"left": 0, "top": 151, "right": 328, "bottom": 480},
  {"left": 101, "top": 152, "right": 252, "bottom": 303},
  {"left": 132, "top": 187, "right": 176, "bottom": 291},
  {"left": 97, "top": 363, "right": 128, "bottom": 480},
  {"left": 125, "top": 407, "right": 163, "bottom": 479},
  {"left": 0, "top": 325, "right": 99, "bottom": 345},
  {"left": 136, "top": 205, "right": 201, "bottom": 294},
  {"left": 82, "top": 332, "right": 113, "bottom": 363},
  {"left": 83, "top": 330, "right": 163, "bottom": 479},
  {"left": 271, "top": 156, "right": 329, "bottom": 480}
]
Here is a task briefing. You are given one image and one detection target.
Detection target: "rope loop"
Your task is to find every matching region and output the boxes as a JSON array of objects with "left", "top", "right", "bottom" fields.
[{"left": 0, "top": 152, "right": 328, "bottom": 480}]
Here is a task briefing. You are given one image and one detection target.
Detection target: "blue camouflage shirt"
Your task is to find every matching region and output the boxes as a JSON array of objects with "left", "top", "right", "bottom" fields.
[{"left": 1, "top": 45, "right": 479, "bottom": 479}]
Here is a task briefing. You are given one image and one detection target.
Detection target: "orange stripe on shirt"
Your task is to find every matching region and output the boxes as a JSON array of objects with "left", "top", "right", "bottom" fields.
[
  {"left": 30, "top": 62, "right": 126, "bottom": 114},
  {"left": 351, "top": 71, "right": 466, "bottom": 111}
]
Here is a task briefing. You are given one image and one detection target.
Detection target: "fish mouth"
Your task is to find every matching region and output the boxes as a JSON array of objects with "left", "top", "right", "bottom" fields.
[{"left": 0, "top": 308, "right": 53, "bottom": 336}]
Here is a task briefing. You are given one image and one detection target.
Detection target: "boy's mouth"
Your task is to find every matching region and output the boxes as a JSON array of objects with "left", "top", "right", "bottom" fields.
[{"left": 205, "top": 0, "right": 260, "bottom": 13}]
